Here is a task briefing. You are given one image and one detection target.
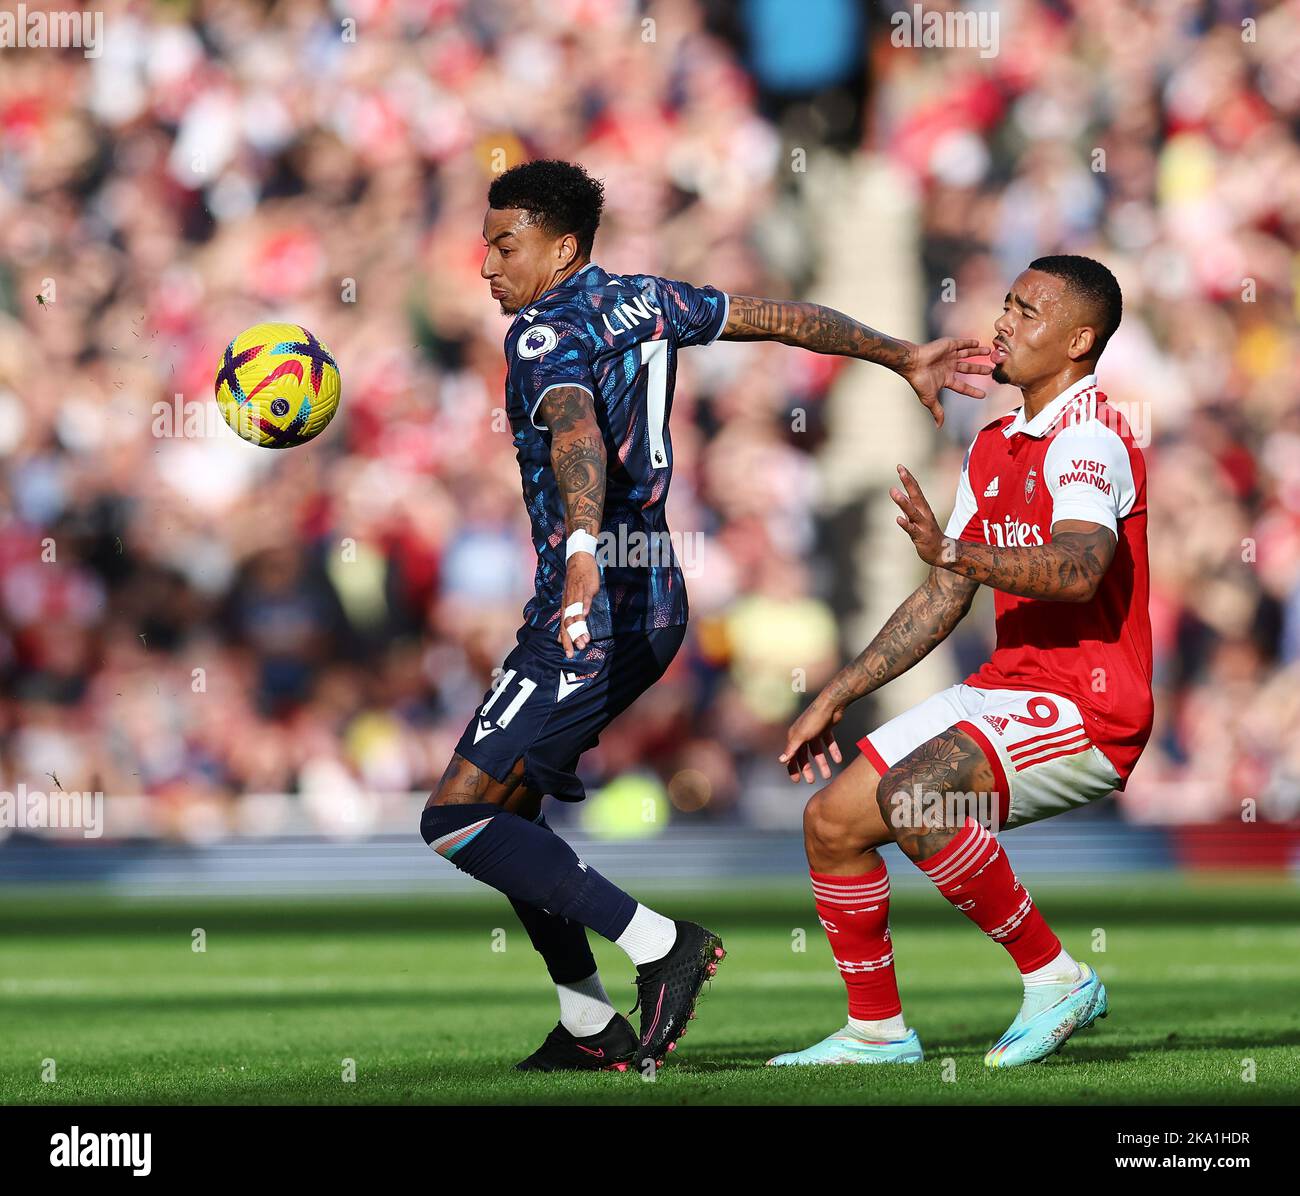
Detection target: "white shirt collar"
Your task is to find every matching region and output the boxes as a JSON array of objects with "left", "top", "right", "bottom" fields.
[{"left": 1003, "top": 373, "right": 1098, "bottom": 438}]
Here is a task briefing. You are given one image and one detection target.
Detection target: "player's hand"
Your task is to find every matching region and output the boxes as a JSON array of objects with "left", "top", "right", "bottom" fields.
[
  {"left": 899, "top": 337, "right": 992, "bottom": 428},
  {"left": 559, "top": 551, "right": 601, "bottom": 658},
  {"left": 890, "top": 465, "right": 946, "bottom": 566},
  {"left": 779, "top": 692, "right": 845, "bottom": 784}
]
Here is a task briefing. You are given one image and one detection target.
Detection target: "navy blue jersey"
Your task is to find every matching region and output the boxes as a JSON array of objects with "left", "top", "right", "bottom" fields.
[{"left": 504, "top": 262, "right": 728, "bottom": 636}]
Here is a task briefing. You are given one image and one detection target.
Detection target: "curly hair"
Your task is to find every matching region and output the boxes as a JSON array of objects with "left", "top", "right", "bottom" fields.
[{"left": 487, "top": 160, "right": 605, "bottom": 258}]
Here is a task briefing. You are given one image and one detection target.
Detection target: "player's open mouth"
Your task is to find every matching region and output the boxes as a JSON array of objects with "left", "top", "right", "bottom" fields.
[{"left": 991, "top": 342, "right": 1009, "bottom": 364}]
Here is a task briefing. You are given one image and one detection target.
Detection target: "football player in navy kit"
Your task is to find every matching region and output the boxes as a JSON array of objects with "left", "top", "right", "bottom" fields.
[{"left": 419, "top": 159, "right": 991, "bottom": 1073}]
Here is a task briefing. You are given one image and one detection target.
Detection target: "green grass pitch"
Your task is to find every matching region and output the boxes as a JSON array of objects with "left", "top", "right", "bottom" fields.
[{"left": 1, "top": 876, "right": 1297, "bottom": 1105}]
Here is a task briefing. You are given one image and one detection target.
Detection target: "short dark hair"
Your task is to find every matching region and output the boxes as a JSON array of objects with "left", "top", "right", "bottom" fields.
[
  {"left": 487, "top": 159, "right": 605, "bottom": 259},
  {"left": 1028, "top": 254, "right": 1123, "bottom": 356}
]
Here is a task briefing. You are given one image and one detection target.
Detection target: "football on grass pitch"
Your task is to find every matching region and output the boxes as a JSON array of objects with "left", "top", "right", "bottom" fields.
[{"left": 214, "top": 322, "right": 341, "bottom": 448}]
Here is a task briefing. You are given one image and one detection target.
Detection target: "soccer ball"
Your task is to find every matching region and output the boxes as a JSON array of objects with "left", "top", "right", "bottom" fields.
[{"left": 214, "top": 322, "right": 341, "bottom": 448}]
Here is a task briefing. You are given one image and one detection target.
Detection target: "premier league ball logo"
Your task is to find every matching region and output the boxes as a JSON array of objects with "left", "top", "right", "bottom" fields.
[{"left": 213, "top": 322, "right": 341, "bottom": 448}]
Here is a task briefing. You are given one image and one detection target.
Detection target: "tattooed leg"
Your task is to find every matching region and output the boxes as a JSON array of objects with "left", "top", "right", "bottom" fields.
[
  {"left": 875, "top": 727, "right": 1065, "bottom": 978},
  {"left": 426, "top": 753, "right": 526, "bottom": 809},
  {"left": 874, "top": 727, "right": 1000, "bottom": 863}
]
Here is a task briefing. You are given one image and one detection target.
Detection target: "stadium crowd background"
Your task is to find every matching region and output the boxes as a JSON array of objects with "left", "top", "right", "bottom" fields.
[{"left": 0, "top": 0, "right": 1297, "bottom": 840}]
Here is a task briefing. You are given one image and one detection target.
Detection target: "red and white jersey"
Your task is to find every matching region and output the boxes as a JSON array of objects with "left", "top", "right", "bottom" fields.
[{"left": 943, "top": 374, "right": 1153, "bottom": 785}]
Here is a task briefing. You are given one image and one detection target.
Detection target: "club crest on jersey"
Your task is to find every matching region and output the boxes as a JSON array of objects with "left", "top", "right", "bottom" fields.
[
  {"left": 1025, "top": 468, "right": 1038, "bottom": 503},
  {"left": 517, "top": 325, "right": 558, "bottom": 359}
]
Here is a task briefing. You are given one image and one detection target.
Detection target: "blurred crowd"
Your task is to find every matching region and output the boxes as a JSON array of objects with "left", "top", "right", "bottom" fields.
[{"left": 0, "top": 0, "right": 1295, "bottom": 837}]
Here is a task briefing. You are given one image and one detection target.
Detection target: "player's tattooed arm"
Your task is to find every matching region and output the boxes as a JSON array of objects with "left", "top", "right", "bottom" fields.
[
  {"left": 539, "top": 386, "right": 606, "bottom": 539},
  {"left": 721, "top": 295, "right": 914, "bottom": 366},
  {"left": 780, "top": 567, "right": 977, "bottom": 782},
  {"left": 936, "top": 524, "right": 1116, "bottom": 602},
  {"left": 721, "top": 296, "right": 992, "bottom": 428},
  {"left": 827, "top": 567, "right": 978, "bottom": 706},
  {"left": 537, "top": 385, "right": 606, "bottom": 658},
  {"left": 889, "top": 464, "right": 1117, "bottom": 602}
]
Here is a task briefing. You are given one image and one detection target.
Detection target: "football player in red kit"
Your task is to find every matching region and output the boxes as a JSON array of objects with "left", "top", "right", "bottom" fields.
[{"left": 772, "top": 255, "right": 1152, "bottom": 1068}]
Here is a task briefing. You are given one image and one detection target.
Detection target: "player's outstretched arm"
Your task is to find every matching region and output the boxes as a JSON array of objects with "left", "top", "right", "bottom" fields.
[
  {"left": 890, "top": 465, "right": 1117, "bottom": 602},
  {"left": 720, "top": 295, "right": 992, "bottom": 427},
  {"left": 780, "top": 567, "right": 978, "bottom": 783},
  {"left": 538, "top": 385, "right": 606, "bottom": 658}
]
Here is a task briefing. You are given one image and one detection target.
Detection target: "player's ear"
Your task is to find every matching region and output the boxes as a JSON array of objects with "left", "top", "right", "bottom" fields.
[
  {"left": 1069, "top": 326, "right": 1097, "bottom": 362},
  {"left": 556, "top": 232, "right": 578, "bottom": 269}
]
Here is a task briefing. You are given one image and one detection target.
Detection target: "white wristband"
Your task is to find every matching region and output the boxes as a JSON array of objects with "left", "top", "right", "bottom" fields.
[{"left": 566, "top": 529, "right": 598, "bottom": 560}]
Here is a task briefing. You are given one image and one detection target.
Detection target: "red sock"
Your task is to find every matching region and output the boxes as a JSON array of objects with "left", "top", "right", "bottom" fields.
[
  {"left": 915, "top": 817, "right": 1060, "bottom": 973},
  {"left": 809, "top": 860, "right": 902, "bottom": 1020}
]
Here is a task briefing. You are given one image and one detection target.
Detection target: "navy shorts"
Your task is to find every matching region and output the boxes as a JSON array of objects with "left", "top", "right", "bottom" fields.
[{"left": 454, "top": 621, "right": 687, "bottom": 801}]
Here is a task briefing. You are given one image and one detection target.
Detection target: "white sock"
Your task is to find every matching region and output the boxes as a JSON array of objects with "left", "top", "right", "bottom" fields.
[
  {"left": 846, "top": 1014, "right": 908, "bottom": 1040},
  {"left": 1021, "top": 947, "right": 1082, "bottom": 988},
  {"left": 614, "top": 904, "right": 677, "bottom": 966},
  {"left": 557, "top": 971, "right": 617, "bottom": 1037}
]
